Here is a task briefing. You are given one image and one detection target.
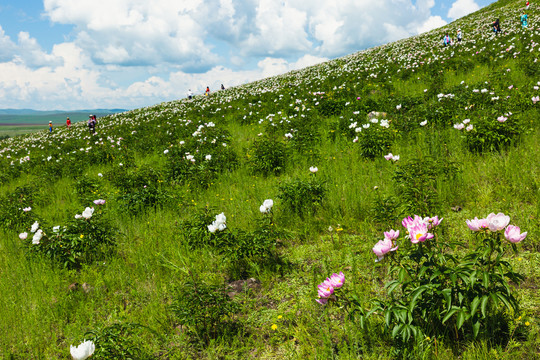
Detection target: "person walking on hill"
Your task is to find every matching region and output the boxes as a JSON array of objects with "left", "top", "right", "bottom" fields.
[
  {"left": 457, "top": 29, "right": 462, "bottom": 43},
  {"left": 521, "top": 11, "right": 529, "bottom": 28},
  {"left": 66, "top": 117, "right": 71, "bottom": 129},
  {"left": 526, "top": 1, "right": 530, "bottom": 10},
  {"left": 205, "top": 86, "right": 210, "bottom": 96},
  {"left": 221, "top": 84, "right": 225, "bottom": 90},
  {"left": 443, "top": 33, "right": 452, "bottom": 46},
  {"left": 187, "top": 89, "right": 193, "bottom": 100},
  {"left": 88, "top": 115, "right": 96, "bottom": 134},
  {"left": 48, "top": 121, "right": 53, "bottom": 132},
  {"left": 492, "top": 18, "right": 502, "bottom": 34}
]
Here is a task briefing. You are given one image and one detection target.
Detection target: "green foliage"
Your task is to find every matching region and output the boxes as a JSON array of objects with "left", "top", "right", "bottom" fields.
[
  {"left": 24, "top": 206, "right": 116, "bottom": 269},
  {"left": 359, "top": 218, "right": 526, "bottom": 354},
  {"left": 171, "top": 280, "right": 240, "bottom": 344},
  {"left": 179, "top": 207, "right": 284, "bottom": 278},
  {"left": 355, "top": 216, "right": 524, "bottom": 355},
  {"left": 165, "top": 126, "right": 238, "bottom": 187},
  {"left": 318, "top": 97, "right": 346, "bottom": 117},
  {"left": 85, "top": 323, "right": 153, "bottom": 359},
  {"left": 392, "top": 157, "right": 460, "bottom": 216},
  {"left": 0, "top": 183, "right": 42, "bottom": 232},
  {"left": 107, "top": 165, "right": 174, "bottom": 213},
  {"left": 247, "top": 136, "right": 288, "bottom": 175},
  {"left": 277, "top": 176, "right": 326, "bottom": 216},
  {"left": 356, "top": 120, "right": 395, "bottom": 159},
  {"left": 465, "top": 115, "right": 523, "bottom": 153}
]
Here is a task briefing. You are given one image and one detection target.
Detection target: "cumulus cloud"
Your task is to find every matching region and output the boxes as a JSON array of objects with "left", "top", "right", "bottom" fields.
[
  {"left": 416, "top": 16, "right": 447, "bottom": 34},
  {"left": 448, "top": 0, "right": 481, "bottom": 20},
  {"left": 0, "top": 0, "right": 472, "bottom": 110}
]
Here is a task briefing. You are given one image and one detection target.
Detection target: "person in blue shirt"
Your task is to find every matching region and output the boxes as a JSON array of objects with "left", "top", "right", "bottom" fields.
[
  {"left": 443, "top": 33, "right": 452, "bottom": 46},
  {"left": 521, "top": 11, "right": 528, "bottom": 28}
]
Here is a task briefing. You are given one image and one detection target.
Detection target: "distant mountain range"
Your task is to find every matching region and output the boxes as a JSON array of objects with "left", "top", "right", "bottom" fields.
[
  {"left": 0, "top": 109, "right": 127, "bottom": 116},
  {"left": 0, "top": 109, "right": 128, "bottom": 125}
]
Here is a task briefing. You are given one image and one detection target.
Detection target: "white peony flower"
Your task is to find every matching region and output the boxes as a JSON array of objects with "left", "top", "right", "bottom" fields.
[
  {"left": 70, "top": 340, "right": 95, "bottom": 360},
  {"left": 31, "top": 221, "right": 39, "bottom": 233},
  {"left": 260, "top": 199, "right": 274, "bottom": 213},
  {"left": 82, "top": 207, "right": 94, "bottom": 219},
  {"left": 32, "top": 229, "right": 43, "bottom": 245},
  {"left": 19, "top": 232, "right": 28, "bottom": 240},
  {"left": 53, "top": 226, "right": 60, "bottom": 233},
  {"left": 208, "top": 224, "right": 218, "bottom": 233},
  {"left": 215, "top": 212, "right": 226, "bottom": 225},
  {"left": 309, "top": 166, "right": 318, "bottom": 173}
]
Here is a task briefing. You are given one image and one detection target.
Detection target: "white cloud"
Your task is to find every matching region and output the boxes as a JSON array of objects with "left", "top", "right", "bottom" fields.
[
  {"left": 0, "top": 0, "right": 478, "bottom": 110},
  {"left": 448, "top": 0, "right": 480, "bottom": 20},
  {"left": 416, "top": 16, "right": 448, "bottom": 34}
]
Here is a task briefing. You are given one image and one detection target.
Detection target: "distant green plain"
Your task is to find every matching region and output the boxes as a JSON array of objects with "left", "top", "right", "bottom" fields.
[{"left": 0, "top": 112, "right": 121, "bottom": 138}]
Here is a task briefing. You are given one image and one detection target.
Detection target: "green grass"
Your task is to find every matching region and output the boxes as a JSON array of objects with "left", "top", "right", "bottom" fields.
[{"left": 1, "top": 0, "right": 540, "bottom": 358}]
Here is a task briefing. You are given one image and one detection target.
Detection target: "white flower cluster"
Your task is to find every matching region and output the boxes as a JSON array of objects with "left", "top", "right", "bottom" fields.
[
  {"left": 208, "top": 212, "right": 227, "bottom": 233},
  {"left": 75, "top": 207, "right": 94, "bottom": 219},
  {"left": 259, "top": 199, "right": 274, "bottom": 214}
]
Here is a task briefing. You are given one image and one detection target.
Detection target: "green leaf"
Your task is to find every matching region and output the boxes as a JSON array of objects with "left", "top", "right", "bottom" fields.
[
  {"left": 398, "top": 267, "right": 406, "bottom": 282},
  {"left": 472, "top": 321, "right": 481, "bottom": 339},
  {"left": 385, "top": 309, "right": 393, "bottom": 327},
  {"left": 442, "top": 288, "right": 452, "bottom": 311},
  {"left": 481, "top": 295, "right": 489, "bottom": 318},
  {"left": 442, "top": 307, "right": 459, "bottom": 324},
  {"left": 456, "top": 310, "right": 465, "bottom": 330},
  {"left": 482, "top": 272, "right": 489, "bottom": 288},
  {"left": 392, "top": 324, "right": 402, "bottom": 339},
  {"left": 496, "top": 293, "right": 514, "bottom": 311},
  {"left": 385, "top": 279, "right": 399, "bottom": 291},
  {"left": 470, "top": 296, "right": 481, "bottom": 316},
  {"left": 409, "top": 286, "right": 427, "bottom": 313}
]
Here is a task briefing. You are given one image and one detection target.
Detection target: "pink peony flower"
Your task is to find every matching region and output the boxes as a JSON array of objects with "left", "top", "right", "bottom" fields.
[
  {"left": 486, "top": 212, "right": 510, "bottom": 232},
  {"left": 504, "top": 225, "right": 527, "bottom": 243},
  {"left": 428, "top": 216, "right": 443, "bottom": 229},
  {"left": 384, "top": 229, "right": 400, "bottom": 240},
  {"left": 317, "top": 279, "right": 334, "bottom": 299},
  {"left": 466, "top": 217, "right": 488, "bottom": 231},
  {"left": 316, "top": 298, "right": 328, "bottom": 305},
  {"left": 408, "top": 222, "right": 434, "bottom": 244},
  {"left": 373, "top": 238, "right": 399, "bottom": 261},
  {"left": 329, "top": 272, "right": 345, "bottom": 289},
  {"left": 93, "top": 199, "right": 106, "bottom": 205}
]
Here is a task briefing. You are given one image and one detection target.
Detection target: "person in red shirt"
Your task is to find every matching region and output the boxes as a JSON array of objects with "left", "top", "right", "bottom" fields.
[{"left": 66, "top": 117, "right": 71, "bottom": 129}]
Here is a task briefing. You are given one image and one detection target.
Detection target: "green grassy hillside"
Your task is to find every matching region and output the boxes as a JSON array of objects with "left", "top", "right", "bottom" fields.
[{"left": 0, "top": 0, "right": 539, "bottom": 358}]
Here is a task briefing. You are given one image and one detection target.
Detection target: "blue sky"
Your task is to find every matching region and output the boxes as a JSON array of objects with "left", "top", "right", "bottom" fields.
[{"left": 0, "top": 0, "right": 496, "bottom": 111}]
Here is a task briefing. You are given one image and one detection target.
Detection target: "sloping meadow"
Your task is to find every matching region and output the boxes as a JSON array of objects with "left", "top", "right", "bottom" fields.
[{"left": 1, "top": 0, "right": 539, "bottom": 358}]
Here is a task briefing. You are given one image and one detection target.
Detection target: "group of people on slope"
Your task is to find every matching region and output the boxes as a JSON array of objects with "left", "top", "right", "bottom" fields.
[
  {"left": 442, "top": 29, "right": 462, "bottom": 46},
  {"left": 492, "top": 2, "right": 531, "bottom": 35},
  {"left": 48, "top": 114, "right": 96, "bottom": 134},
  {"left": 187, "top": 84, "right": 226, "bottom": 100},
  {"left": 442, "top": 1, "right": 531, "bottom": 47}
]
